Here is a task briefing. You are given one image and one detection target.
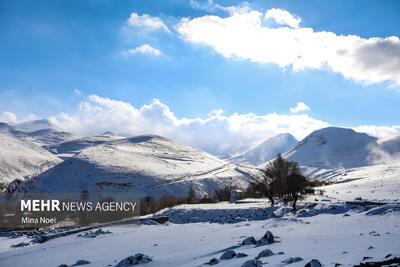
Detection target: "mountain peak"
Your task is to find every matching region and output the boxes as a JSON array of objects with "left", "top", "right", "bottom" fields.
[
  {"left": 15, "top": 119, "right": 60, "bottom": 132},
  {"left": 230, "top": 133, "right": 298, "bottom": 166},
  {"left": 22, "top": 134, "right": 250, "bottom": 198},
  {"left": 101, "top": 131, "right": 117, "bottom": 135},
  {"left": 297, "top": 127, "right": 376, "bottom": 147},
  {"left": 285, "top": 127, "right": 378, "bottom": 168}
]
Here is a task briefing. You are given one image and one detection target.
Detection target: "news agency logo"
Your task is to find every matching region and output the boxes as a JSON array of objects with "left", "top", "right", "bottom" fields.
[
  {"left": 20, "top": 199, "right": 137, "bottom": 212},
  {"left": 0, "top": 193, "right": 140, "bottom": 231}
]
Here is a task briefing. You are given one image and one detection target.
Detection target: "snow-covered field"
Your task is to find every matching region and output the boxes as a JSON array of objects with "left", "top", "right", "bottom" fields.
[
  {"left": 1, "top": 163, "right": 399, "bottom": 267},
  {"left": 313, "top": 163, "right": 400, "bottom": 202},
  {"left": 1, "top": 212, "right": 399, "bottom": 267}
]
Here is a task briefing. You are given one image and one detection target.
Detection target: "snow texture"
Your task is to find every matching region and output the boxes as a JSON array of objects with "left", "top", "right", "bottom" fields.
[
  {"left": 1, "top": 167, "right": 400, "bottom": 267},
  {"left": 20, "top": 135, "right": 252, "bottom": 199},
  {"left": 45, "top": 132, "right": 125, "bottom": 159},
  {"left": 1, "top": 120, "right": 78, "bottom": 147},
  {"left": 0, "top": 133, "right": 61, "bottom": 187},
  {"left": 284, "top": 127, "right": 378, "bottom": 169},
  {"left": 231, "top": 133, "right": 297, "bottom": 166}
]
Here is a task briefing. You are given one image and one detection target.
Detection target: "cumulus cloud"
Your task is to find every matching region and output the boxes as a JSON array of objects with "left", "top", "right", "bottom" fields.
[
  {"left": 49, "top": 95, "right": 329, "bottom": 157},
  {"left": 0, "top": 111, "right": 18, "bottom": 124},
  {"left": 0, "top": 111, "right": 39, "bottom": 124},
  {"left": 176, "top": 8, "right": 400, "bottom": 87},
  {"left": 126, "top": 44, "right": 162, "bottom": 56},
  {"left": 290, "top": 102, "right": 310, "bottom": 113},
  {"left": 353, "top": 125, "right": 400, "bottom": 139},
  {"left": 265, "top": 8, "right": 301, "bottom": 28},
  {"left": 127, "top": 12, "right": 170, "bottom": 32},
  {"left": 3, "top": 95, "right": 399, "bottom": 158}
]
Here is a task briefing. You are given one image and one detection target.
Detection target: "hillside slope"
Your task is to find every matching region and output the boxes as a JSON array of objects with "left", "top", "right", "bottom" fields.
[
  {"left": 0, "top": 122, "right": 20, "bottom": 135},
  {"left": 378, "top": 135, "right": 400, "bottom": 156},
  {"left": 17, "top": 128, "right": 78, "bottom": 147},
  {"left": 231, "top": 133, "right": 297, "bottom": 166},
  {"left": 14, "top": 119, "right": 59, "bottom": 131},
  {"left": 22, "top": 135, "right": 252, "bottom": 198},
  {"left": 0, "top": 133, "right": 62, "bottom": 188},
  {"left": 283, "top": 127, "right": 379, "bottom": 169},
  {"left": 0, "top": 121, "right": 78, "bottom": 147},
  {"left": 45, "top": 133, "right": 125, "bottom": 158}
]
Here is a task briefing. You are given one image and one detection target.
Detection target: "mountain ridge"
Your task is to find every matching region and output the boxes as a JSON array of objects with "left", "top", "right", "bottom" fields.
[
  {"left": 230, "top": 133, "right": 298, "bottom": 166},
  {"left": 0, "top": 121, "right": 78, "bottom": 147},
  {"left": 283, "top": 127, "right": 379, "bottom": 169},
  {"left": 19, "top": 134, "right": 253, "bottom": 198}
]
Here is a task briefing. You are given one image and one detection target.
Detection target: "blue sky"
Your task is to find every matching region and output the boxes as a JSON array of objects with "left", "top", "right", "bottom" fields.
[{"left": 1, "top": 0, "right": 400, "bottom": 156}]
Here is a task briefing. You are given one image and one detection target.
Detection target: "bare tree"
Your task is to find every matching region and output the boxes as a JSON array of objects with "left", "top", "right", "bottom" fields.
[
  {"left": 250, "top": 154, "right": 306, "bottom": 210},
  {"left": 286, "top": 173, "right": 307, "bottom": 210}
]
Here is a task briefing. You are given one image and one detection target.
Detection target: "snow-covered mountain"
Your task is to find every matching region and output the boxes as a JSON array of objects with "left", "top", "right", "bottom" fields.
[
  {"left": 21, "top": 135, "right": 252, "bottom": 198},
  {"left": 18, "top": 128, "right": 78, "bottom": 147},
  {"left": 0, "top": 133, "right": 62, "bottom": 189},
  {"left": 45, "top": 132, "right": 125, "bottom": 158},
  {"left": 0, "top": 121, "right": 78, "bottom": 147},
  {"left": 230, "top": 133, "right": 298, "bottom": 166},
  {"left": 283, "top": 127, "right": 379, "bottom": 169},
  {"left": 378, "top": 135, "right": 400, "bottom": 155},
  {"left": 14, "top": 119, "right": 59, "bottom": 131},
  {"left": 0, "top": 122, "right": 20, "bottom": 135}
]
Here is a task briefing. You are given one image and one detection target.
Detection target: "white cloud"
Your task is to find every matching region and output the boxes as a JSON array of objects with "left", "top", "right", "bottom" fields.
[
  {"left": 265, "top": 8, "right": 301, "bottom": 29},
  {"left": 126, "top": 44, "right": 162, "bottom": 56},
  {"left": 290, "top": 102, "right": 310, "bottom": 113},
  {"left": 190, "top": 0, "right": 248, "bottom": 15},
  {"left": 23, "top": 114, "right": 40, "bottom": 122},
  {"left": 0, "top": 111, "right": 18, "bottom": 124},
  {"left": 190, "top": 0, "right": 221, "bottom": 12},
  {"left": 2, "top": 95, "right": 397, "bottom": 158},
  {"left": 353, "top": 125, "right": 400, "bottom": 139},
  {"left": 0, "top": 111, "right": 39, "bottom": 124},
  {"left": 74, "top": 89, "right": 82, "bottom": 95},
  {"left": 176, "top": 8, "right": 400, "bottom": 87},
  {"left": 127, "top": 12, "right": 170, "bottom": 32},
  {"left": 49, "top": 95, "right": 329, "bottom": 157}
]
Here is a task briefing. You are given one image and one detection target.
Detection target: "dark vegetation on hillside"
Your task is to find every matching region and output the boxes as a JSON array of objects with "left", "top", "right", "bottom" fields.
[{"left": 140, "top": 154, "right": 326, "bottom": 215}]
